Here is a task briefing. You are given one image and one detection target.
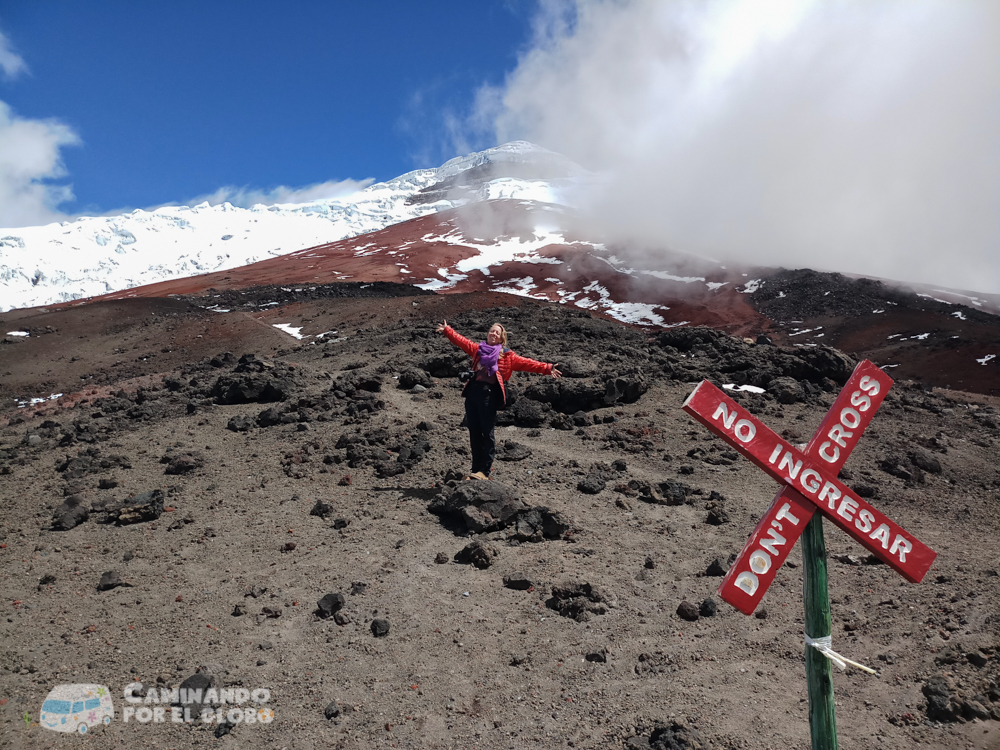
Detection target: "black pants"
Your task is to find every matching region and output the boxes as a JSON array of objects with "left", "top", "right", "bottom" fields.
[{"left": 464, "top": 380, "right": 501, "bottom": 475}]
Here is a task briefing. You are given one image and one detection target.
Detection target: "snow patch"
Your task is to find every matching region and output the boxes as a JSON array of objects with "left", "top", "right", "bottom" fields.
[
  {"left": 272, "top": 323, "right": 305, "bottom": 339},
  {"left": 723, "top": 384, "right": 766, "bottom": 394},
  {"left": 15, "top": 392, "right": 63, "bottom": 408}
]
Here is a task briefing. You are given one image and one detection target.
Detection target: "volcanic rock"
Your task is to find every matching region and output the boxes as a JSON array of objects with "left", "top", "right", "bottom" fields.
[
  {"left": 454, "top": 541, "right": 499, "bottom": 569},
  {"left": 676, "top": 601, "right": 700, "bottom": 621},
  {"left": 116, "top": 489, "right": 164, "bottom": 525},
  {"left": 97, "top": 571, "right": 130, "bottom": 591},
  {"left": 769, "top": 376, "right": 805, "bottom": 405},
  {"left": 494, "top": 397, "right": 551, "bottom": 427},
  {"left": 706, "top": 558, "right": 727, "bottom": 577},
  {"left": 547, "top": 581, "right": 612, "bottom": 622},
  {"left": 317, "top": 593, "right": 346, "bottom": 618},
  {"left": 510, "top": 506, "right": 573, "bottom": 542},
  {"left": 398, "top": 368, "right": 432, "bottom": 389},
  {"left": 52, "top": 494, "right": 89, "bottom": 531},
  {"left": 211, "top": 356, "right": 297, "bottom": 404},
  {"left": 310, "top": 499, "right": 334, "bottom": 519},
  {"left": 428, "top": 481, "right": 528, "bottom": 534},
  {"left": 577, "top": 475, "right": 606, "bottom": 494},
  {"left": 163, "top": 451, "right": 204, "bottom": 475},
  {"left": 498, "top": 440, "right": 532, "bottom": 461},
  {"left": 502, "top": 574, "right": 533, "bottom": 591}
]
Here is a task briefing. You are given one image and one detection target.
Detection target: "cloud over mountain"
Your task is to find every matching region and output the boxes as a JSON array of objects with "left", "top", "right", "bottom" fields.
[{"left": 479, "top": 0, "right": 1000, "bottom": 294}]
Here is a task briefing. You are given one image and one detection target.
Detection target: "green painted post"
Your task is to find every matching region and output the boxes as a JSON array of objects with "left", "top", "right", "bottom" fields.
[{"left": 802, "top": 513, "right": 837, "bottom": 750}]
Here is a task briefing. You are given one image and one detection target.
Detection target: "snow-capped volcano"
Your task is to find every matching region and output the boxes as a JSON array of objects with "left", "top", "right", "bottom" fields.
[{"left": 0, "top": 142, "right": 585, "bottom": 312}]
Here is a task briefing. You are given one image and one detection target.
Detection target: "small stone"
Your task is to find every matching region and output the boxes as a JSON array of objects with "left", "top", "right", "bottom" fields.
[
  {"left": 324, "top": 702, "right": 341, "bottom": 720},
  {"left": 577, "top": 475, "right": 606, "bottom": 495},
  {"left": 434, "top": 552, "right": 449, "bottom": 564},
  {"left": 370, "top": 618, "right": 390, "bottom": 637},
  {"left": 310, "top": 500, "right": 333, "bottom": 518},
  {"left": 967, "top": 652, "right": 988, "bottom": 668},
  {"left": 232, "top": 604, "right": 246, "bottom": 617},
  {"left": 97, "top": 571, "right": 130, "bottom": 591},
  {"left": 317, "top": 593, "right": 346, "bottom": 618},
  {"left": 454, "top": 541, "right": 499, "bottom": 569},
  {"left": 699, "top": 598, "right": 717, "bottom": 617},
  {"left": 676, "top": 601, "right": 700, "bottom": 622},
  {"left": 503, "top": 574, "right": 533, "bottom": 591},
  {"left": 755, "top": 608, "right": 768, "bottom": 620},
  {"left": 706, "top": 558, "right": 727, "bottom": 576},
  {"left": 643, "top": 556, "right": 656, "bottom": 569}
]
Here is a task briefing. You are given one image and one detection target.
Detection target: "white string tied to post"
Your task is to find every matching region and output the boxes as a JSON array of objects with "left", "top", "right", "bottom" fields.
[{"left": 804, "top": 633, "right": 877, "bottom": 675}]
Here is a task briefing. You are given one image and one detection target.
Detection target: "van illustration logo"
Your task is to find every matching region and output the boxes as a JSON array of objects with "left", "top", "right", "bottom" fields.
[{"left": 39, "top": 684, "right": 114, "bottom": 734}]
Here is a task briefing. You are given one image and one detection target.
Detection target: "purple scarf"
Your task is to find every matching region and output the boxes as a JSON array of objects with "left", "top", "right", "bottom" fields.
[{"left": 477, "top": 342, "right": 502, "bottom": 377}]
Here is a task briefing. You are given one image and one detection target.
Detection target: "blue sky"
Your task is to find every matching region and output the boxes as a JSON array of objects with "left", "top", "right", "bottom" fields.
[
  {"left": 1, "top": 1, "right": 997, "bottom": 294},
  {"left": 0, "top": 1, "right": 537, "bottom": 219}
]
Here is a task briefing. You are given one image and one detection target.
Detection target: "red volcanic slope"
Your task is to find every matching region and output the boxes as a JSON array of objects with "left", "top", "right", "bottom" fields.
[{"left": 82, "top": 201, "right": 772, "bottom": 338}]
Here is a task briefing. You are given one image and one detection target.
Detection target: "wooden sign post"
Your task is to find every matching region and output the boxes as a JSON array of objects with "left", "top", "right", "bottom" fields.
[{"left": 681, "top": 364, "right": 937, "bottom": 749}]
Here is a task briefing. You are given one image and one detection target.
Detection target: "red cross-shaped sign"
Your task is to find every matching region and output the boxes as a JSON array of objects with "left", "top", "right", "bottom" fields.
[{"left": 682, "top": 361, "right": 937, "bottom": 615}]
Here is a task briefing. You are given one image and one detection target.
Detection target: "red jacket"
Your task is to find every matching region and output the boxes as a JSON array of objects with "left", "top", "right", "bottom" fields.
[{"left": 443, "top": 324, "right": 554, "bottom": 405}]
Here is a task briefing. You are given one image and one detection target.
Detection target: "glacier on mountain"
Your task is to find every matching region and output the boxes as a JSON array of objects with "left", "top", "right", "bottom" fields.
[{"left": 0, "top": 142, "right": 586, "bottom": 312}]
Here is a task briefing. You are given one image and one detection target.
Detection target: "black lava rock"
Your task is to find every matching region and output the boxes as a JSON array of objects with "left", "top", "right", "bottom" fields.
[
  {"left": 309, "top": 500, "right": 334, "bottom": 519},
  {"left": 706, "top": 558, "right": 727, "bottom": 577},
  {"left": 454, "top": 541, "right": 499, "bottom": 569},
  {"left": 226, "top": 415, "right": 255, "bottom": 432},
  {"left": 428, "top": 481, "right": 527, "bottom": 534},
  {"left": 116, "top": 489, "right": 164, "bottom": 525},
  {"left": 577, "top": 475, "right": 606, "bottom": 494},
  {"left": 52, "top": 494, "right": 89, "bottom": 531},
  {"left": 547, "top": 582, "right": 612, "bottom": 622},
  {"left": 317, "top": 593, "right": 346, "bottom": 618},
  {"left": 676, "top": 601, "right": 700, "bottom": 621},
  {"left": 503, "top": 574, "right": 534, "bottom": 590},
  {"left": 97, "top": 571, "right": 130, "bottom": 591}
]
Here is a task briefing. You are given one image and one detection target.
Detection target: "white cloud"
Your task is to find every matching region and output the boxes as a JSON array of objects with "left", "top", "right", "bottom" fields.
[
  {"left": 480, "top": 0, "right": 1000, "bottom": 294},
  {"left": 178, "top": 178, "right": 375, "bottom": 209},
  {"left": 0, "top": 27, "right": 28, "bottom": 79},
  {"left": 0, "top": 100, "right": 81, "bottom": 228}
]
